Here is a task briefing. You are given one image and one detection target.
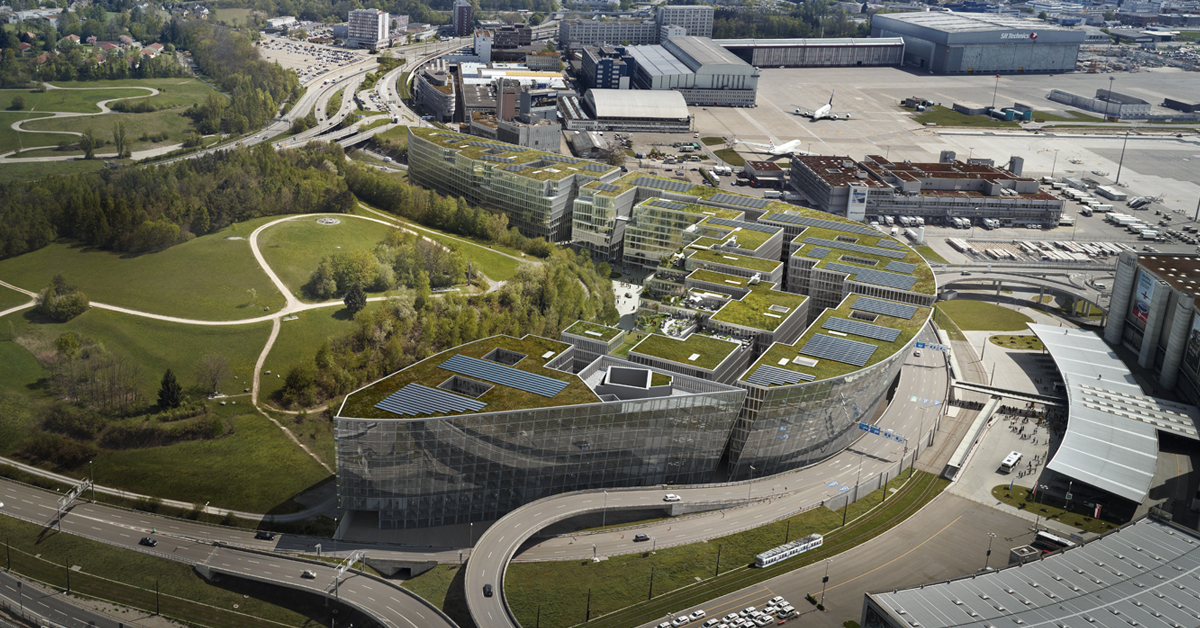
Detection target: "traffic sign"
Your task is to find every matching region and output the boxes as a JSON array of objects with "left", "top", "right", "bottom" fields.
[{"left": 916, "top": 342, "right": 926, "bottom": 349}]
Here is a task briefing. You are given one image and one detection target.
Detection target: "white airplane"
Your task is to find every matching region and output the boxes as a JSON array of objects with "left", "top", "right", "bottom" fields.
[
  {"left": 793, "top": 91, "right": 854, "bottom": 120},
  {"left": 733, "top": 139, "right": 817, "bottom": 157}
]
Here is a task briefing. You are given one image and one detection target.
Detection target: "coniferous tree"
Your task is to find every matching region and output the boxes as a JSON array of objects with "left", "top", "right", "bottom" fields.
[{"left": 158, "top": 368, "right": 182, "bottom": 409}]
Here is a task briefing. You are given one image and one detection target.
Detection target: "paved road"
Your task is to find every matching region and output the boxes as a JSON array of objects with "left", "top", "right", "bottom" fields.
[
  {"left": 465, "top": 324, "right": 954, "bottom": 628},
  {"left": 0, "top": 569, "right": 142, "bottom": 628},
  {"left": 0, "top": 486, "right": 454, "bottom": 628}
]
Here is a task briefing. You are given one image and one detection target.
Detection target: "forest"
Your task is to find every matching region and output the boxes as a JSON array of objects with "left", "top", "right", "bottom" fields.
[
  {"left": 0, "top": 142, "right": 354, "bottom": 259},
  {"left": 711, "top": 1, "right": 870, "bottom": 40}
]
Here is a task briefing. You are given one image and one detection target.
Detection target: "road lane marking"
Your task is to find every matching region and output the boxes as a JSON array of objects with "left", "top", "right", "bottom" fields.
[{"left": 827, "top": 515, "right": 962, "bottom": 593}]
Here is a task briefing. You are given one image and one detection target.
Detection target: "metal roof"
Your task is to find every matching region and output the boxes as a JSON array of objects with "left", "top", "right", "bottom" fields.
[
  {"left": 585, "top": 89, "right": 690, "bottom": 119},
  {"left": 664, "top": 36, "right": 748, "bottom": 69},
  {"left": 867, "top": 517, "right": 1200, "bottom": 628},
  {"left": 715, "top": 37, "right": 905, "bottom": 48},
  {"left": 875, "top": 12, "right": 1072, "bottom": 34},
  {"left": 1029, "top": 324, "right": 1200, "bottom": 504},
  {"left": 624, "top": 44, "right": 694, "bottom": 77}
]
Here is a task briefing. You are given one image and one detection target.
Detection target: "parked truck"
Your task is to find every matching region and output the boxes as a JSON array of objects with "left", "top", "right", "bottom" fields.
[{"left": 1140, "top": 230, "right": 1159, "bottom": 240}]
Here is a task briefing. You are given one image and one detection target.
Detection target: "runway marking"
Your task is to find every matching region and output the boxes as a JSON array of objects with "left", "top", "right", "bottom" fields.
[{"left": 826, "top": 515, "right": 962, "bottom": 593}]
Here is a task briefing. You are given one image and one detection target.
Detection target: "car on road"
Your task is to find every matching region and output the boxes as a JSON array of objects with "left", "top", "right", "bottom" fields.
[
  {"left": 301, "top": 569, "right": 316, "bottom": 579},
  {"left": 663, "top": 493, "right": 682, "bottom": 502},
  {"left": 914, "top": 350, "right": 921, "bottom": 357},
  {"left": 671, "top": 617, "right": 690, "bottom": 626},
  {"left": 483, "top": 584, "right": 494, "bottom": 597},
  {"left": 625, "top": 292, "right": 632, "bottom": 298},
  {"left": 769, "top": 596, "right": 785, "bottom": 605},
  {"left": 689, "top": 610, "right": 706, "bottom": 620},
  {"left": 255, "top": 531, "right": 276, "bottom": 540},
  {"left": 961, "top": 270, "right": 972, "bottom": 275},
  {"left": 634, "top": 533, "right": 650, "bottom": 542},
  {"left": 139, "top": 537, "right": 158, "bottom": 547},
  {"left": 658, "top": 623, "right": 671, "bottom": 628}
]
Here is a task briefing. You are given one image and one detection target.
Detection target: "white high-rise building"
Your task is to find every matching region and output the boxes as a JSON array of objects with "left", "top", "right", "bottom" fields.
[
  {"left": 656, "top": 5, "right": 714, "bottom": 38},
  {"left": 347, "top": 8, "right": 389, "bottom": 49}
]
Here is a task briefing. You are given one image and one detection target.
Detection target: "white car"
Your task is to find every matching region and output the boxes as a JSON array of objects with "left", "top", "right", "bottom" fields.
[
  {"left": 671, "top": 617, "right": 690, "bottom": 627},
  {"left": 754, "top": 617, "right": 773, "bottom": 627},
  {"left": 724, "top": 614, "right": 740, "bottom": 623},
  {"left": 689, "top": 610, "right": 706, "bottom": 620},
  {"left": 664, "top": 493, "right": 682, "bottom": 502},
  {"left": 658, "top": 623, "right": 671, "bottom": 628},
  {"left": 769, "top": 596, "right": 785, "bottom": 605},
  {"left": 739, "top": 607, "right": 756, "bottom": 617}
]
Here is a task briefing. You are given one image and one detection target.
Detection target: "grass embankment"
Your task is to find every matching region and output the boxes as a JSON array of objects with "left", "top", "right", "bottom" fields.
[
  {"left": 0, "top": 515, "right": 338, "bottom": 628},
  {"left": 912, "top": 106, "right": 1019, "bottom": 128},
  {"left": 487, "top": 471, "right": 947, "bottom": 628},
  {"left": 360, "top": 208, "right": 525, "bottom": 282},
  {"left": 989, "top": 334, "right": 1045, "bottom": 351},
  {"left": 257, "top": 216, "right": 399, "bottom": 299},
  {"left": 0, "top": 158, "right": 107, "bottom": 184},
  {"left": 700, "top": 136, "right": 725, "bottom": 146},
  {"left": 0, "top": 217, "right": 287, "bottom": 320},
  {"left": 991, "top": 485, "right": 1120, "bottom": 534},
  {"left": 712, "top": 147, "right": 745, "bottom": 167},
  {"left": 402, "top": 565, "right": 473, "bottom": 628},
  {"left": 914, "top": 245, "right": 948, "bottom": 265},
  {"left": 3, "top": 86, "right": 156, "bottom": 113},
  {"left": 934, "top": 300, "right": 1034, "bottom": 332},
  {"left": 260, "top": 304, "right": 384, "bottom": 402}
]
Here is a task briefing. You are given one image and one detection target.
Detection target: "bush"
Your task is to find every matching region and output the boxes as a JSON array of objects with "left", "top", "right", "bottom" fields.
[
  {"left": 9, "top": 94, "right": 26, "bottom": 110},
  {"left": 18, "top": 432, "right": 99, "bottom": 469}
]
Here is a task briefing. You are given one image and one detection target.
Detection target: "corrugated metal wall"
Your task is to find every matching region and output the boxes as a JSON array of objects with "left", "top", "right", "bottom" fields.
[{"left": 745, "top": 43, "right": 903, "bottom": 67}]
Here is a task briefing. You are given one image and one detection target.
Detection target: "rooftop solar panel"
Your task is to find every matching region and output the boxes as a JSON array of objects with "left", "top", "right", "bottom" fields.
[
  {"left": 885, "top": 260, "right": 918, "bottom": 274},
  {"left": 745, "top": 364, "right": 816, "bottom": 386},
  {"left": 375, "top": 383, "right": 488, "bottom": 417},
  {"left": 706, "top": 217, "right": 778, "bottom": 234},
  {"left": 479, "top": 154, "right": 516, "bottom": 164},
  {"left": 440, "top": 354, "right": 569, "bottom": 397},
  {"left": 539, "top": 154, "right": 581, "bottom": 164},
  {"left": 465, "top": 140, "right": 526, "bottom": 152},
  {"left": 632, "top": 176, "right": 696, "bottom": 193},
  {"left": 649, "top": 199, "right": 688, "bottom": 210},
  {"left": 800, "top": 334, "right": 878, "bottom": 367},
  {"left": 503, "top": 164, "right": 529, "bottom": 172},
  {"left": 851, "top": 297, "right": 918, "bottom": 319},
  {"left": 764, "top": 213, "right": 879, "bottom": 236},
  {"left": 594, "top": 183, "right": 620, "bottom": 192},
  {"left": 824, "top": 262, "right": 919, "bottom": 291},
  {"left": 877, "top": 239, "right": 907, "bottom": 250},
  {"left": 803, "top": 247, "right": 832, "bottom": 259},
  {"left": 804, "top": 237, "right": 908, "bottom": 260},
  {"left": 581, "top": 163, "right": 612, "bottom": 172},
  {"left": 822, "top": 317, "right": 902, "bottom": 342},
  {"left": 708, "top": 192, "right": 772, "bottom": 209}
]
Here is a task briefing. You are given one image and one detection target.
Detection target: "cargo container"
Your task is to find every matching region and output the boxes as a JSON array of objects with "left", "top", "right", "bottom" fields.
[{"left": 1095, "top": 186, "right": 1128, "bottom": 201}]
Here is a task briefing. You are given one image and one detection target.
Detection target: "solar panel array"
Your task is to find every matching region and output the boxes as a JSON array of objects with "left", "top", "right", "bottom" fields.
[
  {"left": 708, "top": 193, "right": 772, "bottom": 209},
  {"left": 649, "top": 199, "right": 688, "bottom": 210},
  {"left": 745, "top": 364, "right": 816, "bottom": 386},
  {"left": 539, "top": 154, "right": 581, "bottom": 164},
  {"left": 632, "top": 176, "right": 695, "bottom": 193},
  {"left": 594, "top": 183, "right": 621, "bottom": 193},
  {"left": 851, "top": 297, "right": 918, "bottom": 319},
  {"left": 465, "top": 140, "right": 526, "bottom": 152},
  {"left": 765, "top": 213, "right": 879, "bottom": 237},
  {"left": 823, "top": 317, "right": 902, "bottom": 342},
  {"left": 503, "top": 164, "right": 529, "bottom": 172},
  {"left": 375, "top": 383, "right": 488, "bottom": 417},
  {"left": 803, "top": 237, "right": 908, "bottom": 260},
  {"left": 440, "top": 354, "right": 569, "bottom": 397},
  {"left": 804, "top": 247, "right": 832, "bottom": 259},
  {"left": 800, "top": 334, "right": 878, "bottom": 367},
  {"left": 706, "top": 217, "right": 777, "bottom": 234},
  {"left": 824, "top": 262, "right": 918, "bottom": 291},
  {"left": 479, "top": 154, "right": 516, "bottom": 164},
  {"left": 877, "top": 239, "right": 907, "bottom": 250},
  {"left": 581, "top": 163, "right": 612, "bottom": 172},
  {"left": 885, "top": 260, "right": 918, "bottom": 274}
]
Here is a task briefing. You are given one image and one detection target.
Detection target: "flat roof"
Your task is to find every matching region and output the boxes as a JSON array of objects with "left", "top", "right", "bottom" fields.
[
  {"left": 875, "top": 11, "right": 1074, "bottom": 33},
  {"left": 564, "top": 320, "right": 623, "bottom": 342},
  {"left": 710, "top": 282, "right": 807, "bottom": 333},
  {"left": 409, "top": 127, "right": 619, "bottom": 182},
  {"left": 630, "top": 332, "right": 742, "bottom": 372},
  {"left": 1029, "top": 324, "right": 1199, "bottom": 504},
  {"left": 867, "top": 517, "right": 1200, "bottom": 628},
  {"left": 585, "top": 88, "right": 690, "bottom": 119},
  {"left": 686, "top": 247, "right": 782, "bottom": 274},
  {"left": 1138, "top": 254, "right": 1200, "bottom": 310},
  {"left": 665, "top": 35, "right": 749, "bottom": 68},
  {"left": 715, "top": 37, "right": 905, "bottom": 48},
  {"left": 625, "top": 44, "right": 694, "bottom": 77}
]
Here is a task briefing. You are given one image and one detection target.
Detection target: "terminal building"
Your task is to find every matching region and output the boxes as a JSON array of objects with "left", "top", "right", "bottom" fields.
[
  {"left": 558, "top": 89, "right": 692, "bottom": 133},
  {"left": 870, "top": 12, "right": 1086, "bottom": 73},
  {"left": 789, "top": 154, "right": 1063, "bottom": 226}
]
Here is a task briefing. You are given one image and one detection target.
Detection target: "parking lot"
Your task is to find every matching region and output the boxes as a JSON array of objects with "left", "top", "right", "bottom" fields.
[{"left": 257, "top": 33, "right": 369, "bottom": 85}]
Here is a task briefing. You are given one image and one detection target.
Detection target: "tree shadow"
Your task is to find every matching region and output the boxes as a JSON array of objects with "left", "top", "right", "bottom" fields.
[{"left": 330, "top": 307, "right": 354, "bottom": 321}]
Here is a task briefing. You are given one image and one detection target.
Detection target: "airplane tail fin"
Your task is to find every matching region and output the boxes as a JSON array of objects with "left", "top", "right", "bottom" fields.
[{"left": 828, "top": 90, "right": 835, "bottom": 106}]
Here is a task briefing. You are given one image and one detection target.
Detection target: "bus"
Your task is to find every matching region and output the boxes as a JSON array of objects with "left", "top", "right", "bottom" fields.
[
  {"left": 999, "top": 451, "right": 1022, "bottom": 473},
  {"left": 754, "top": 534, "right": 823, "bottom": 568},
  {"left": 1032, "top": 531, "right": 1076, "bottom": 554}
]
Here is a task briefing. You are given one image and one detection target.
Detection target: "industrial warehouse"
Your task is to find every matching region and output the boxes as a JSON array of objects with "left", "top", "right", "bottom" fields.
[{"left": 870, "top": 12, "right": 1086, "bottom": 73}]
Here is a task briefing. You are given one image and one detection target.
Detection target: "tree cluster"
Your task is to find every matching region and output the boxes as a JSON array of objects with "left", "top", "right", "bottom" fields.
[
  {"left": 711, "top": 2, "right": 868, "bottom": 39},
  {"left": 307, "top": 230, "right": 466, "bottom": 300},
  {"left": 35, "top": 275, "right": 90, "bottom": 322},
  {"left": 0, "top": 142, "right": 355, "bottom": 260}
]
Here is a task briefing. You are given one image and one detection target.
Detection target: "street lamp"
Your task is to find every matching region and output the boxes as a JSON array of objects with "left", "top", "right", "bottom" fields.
[
  {"left": 204, "top": 501, "right": 210, "bottom": 526},
  {"left": 819, "top": 558, "right": 832, "bottom": 606},
  {"left": 1104, "top": 76, "right": 1114, "bottom": 121},
  {"left": 1115, "top": 131, "right": 1130, "bottom": 185},
  {"left": 1034, "top": 484, "right": 1050, "bottom": 531},
  {"left": 602, "top": 491, "right": 608, "bottom": 529},
  {"left": 748, "top": 465, "right": 756, "bottom": 499},
  {"left": 1051, "top": 149, "right": 1059, "bottom": 179},
  {"left": 985, "top": 532, "right": 996, "bottom": 570},
  {"left": 88, "top": 460, "right": 94, "bottom": 503}
]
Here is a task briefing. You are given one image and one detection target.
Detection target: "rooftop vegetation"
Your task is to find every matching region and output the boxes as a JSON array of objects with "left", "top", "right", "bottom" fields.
[
  {"left": 687, "top": 268, "right": 746, "bottom": 288},
  {"left": 686, "top": 248, "right": 782, "bottom": 274},
  {"left": 793, "top": 227, "right": 935, "bottom": 295},
  {"left": 710, "top": 284, "right": 807, "bottom": 332},
  {"left": 410, "top": 127, "right": 619, "bottom": 183},
  {"left": 630, "top": 332, "right": 739, "bottom": 372},
  {"left": 564, "top": 320, "right": 624, "bottom": 342}
]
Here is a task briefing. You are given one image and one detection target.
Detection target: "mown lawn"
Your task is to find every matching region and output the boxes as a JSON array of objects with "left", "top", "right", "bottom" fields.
[
  {"left": 712, "top": 147, "right": 745, "bottom": 167},
  {"left": 0, "top": 158, "right": 107, "bottom": 183},
  {"left": 0, "top": 217, "right": 286, "bottom": 320},
  {"left": 0, "top": 111, "right": 58, "bottom": 153},
  {"left": 259, "top": 304, "right": 382, "bottom": 402},
  {"left": 358, "top": 205, "right": 527, "bottom": 282},
  {"left": 912, "top": 106, "right": 1019, "bottom": 128},
  {"left": 213, "top": 7, "right": 254, "bottom": 25},
  {"left": 935, "top": 300, "right": 1033, "bottom": 332},
  {"left": 257, "top": 215, "right": 399, "bottom": 299},
  {"left": 991, "top": 485, "right": 1120, "bottom": 534},
  {"left": 700, "top": 136, "right": 725, "bottom": 146},
  {"left": 989, "top": 334, "right": 1045, "bottom": 351},
  {"left": 914, "top": 245, "right": 948, "bottom": 265},
  {"left": 1, "top": 85, "right": 156, "bottom": 113},
  {"left": 402, "top": 565, "right": 473, "bottom": 628},
  {"left": 0, "top": 282, "right": 31, "bottom": 311}
]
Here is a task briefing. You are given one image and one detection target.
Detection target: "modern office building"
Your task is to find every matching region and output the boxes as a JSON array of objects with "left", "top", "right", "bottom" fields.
[
  {"left": 335, "top": 335, "right": 748, "bottom": 529},
  {"left": 406, "top": 127, "right": 621, "bottom": 242},
  {"left": 347, "top": 8, "right": 389, "bottom": 49},
  {"left": 656, "top": 4, "right": 715, "bottom": 38},
  {"left": 468, "top": 112, "right": 562, "bottom": 153},
  {"left": 789, "top": 154, "right": 1063, "bottom": 226},
  {"left": 558, "top": 18, "right": 661, "bottom": 49},
  {"left": 862, "top": 517, "right": 1200, "bottom": 628},
  {"left": 413, "top": 59, "right": 456, "bottom": 122},
  {"left": 453, "top": 0, "right": 473, "bottom": 37},
  {"left": 870, "top": 12, "right": 1086, "bottom": 73},
  {"left": 580, "top": 45, "right": 632, "bottom": 90},
  {"left": 624, "top": 36, "right": 760, "bottom": 107},
  {"left": 558, "top": 89, "right": 692, "bottom": 133}
]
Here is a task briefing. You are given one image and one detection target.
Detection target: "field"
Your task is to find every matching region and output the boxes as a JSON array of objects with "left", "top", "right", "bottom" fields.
[
  {"left": 259, "top": 305, "right": 382, "bottom": 402},
  {"left": 0, "top": 111, "right": 58, "bottom": 154},
  {"left": 913, "top": 245, "right": 948, "bottom": 265},
  {"left": 358, "top": 205, "right": 526, "bottom": 283},
  {"left": 1, "top": 86, "right": 155, "bottom": 114},
  {"left": 213, "top": 7, "right": 254, "bottom": 25},
  {"left": 0, "top": 217, "right": 286, "bottom": 321},
  {"left": 0, "top": 158, "right": 107, "bottom": 184},
  {"left": 257, "top": 216, "right": 399, "bottom": 299},
  {"left": 713, "top": 147, "right": 745, "bottom": 166},
  {"left": 934, "top": 300, "right": 1034, "bottom": 332},
  {"left": 912, "top": 106, "right": 1020, "bottom": 128},
  {"left": 0, "top": 283, "right": 31, "bottom": 312}
]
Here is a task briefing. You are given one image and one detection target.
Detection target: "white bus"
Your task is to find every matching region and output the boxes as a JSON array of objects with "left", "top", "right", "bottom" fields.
[{"left": 1000, "top": 451, "right": 1022, "bottom": 473}]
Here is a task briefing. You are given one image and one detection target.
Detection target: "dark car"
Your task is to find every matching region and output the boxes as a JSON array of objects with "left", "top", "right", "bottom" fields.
[
  {"left": 139, "top": 537, "right": 158, "bottom": 547},
  {"left": 634, "top": 533, "right": 650, "bottom": 542},
  {"left": 255, "top": 531, "right": 276, "bottom": 541},
  {"left": 483, "top": 584, "right": 494, "bottom": 597}
]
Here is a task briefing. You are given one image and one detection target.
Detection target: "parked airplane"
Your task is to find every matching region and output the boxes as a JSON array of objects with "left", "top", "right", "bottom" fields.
[
  {"left": 793, "top": 91, "right": 853, "bottom": 120},
  {"left": 733, "top": 139, "right": 817, "bottom": 156}
]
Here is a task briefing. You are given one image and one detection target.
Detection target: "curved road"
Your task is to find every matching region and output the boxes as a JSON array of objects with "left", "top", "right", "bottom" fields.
[{"left": 466, "top": 324, "right": 953, "bottom": 627}]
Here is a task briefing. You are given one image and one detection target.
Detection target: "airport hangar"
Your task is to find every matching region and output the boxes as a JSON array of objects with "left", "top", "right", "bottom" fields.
[{"left": 870, "top": 12, "right": 1086, "bottom": 74}]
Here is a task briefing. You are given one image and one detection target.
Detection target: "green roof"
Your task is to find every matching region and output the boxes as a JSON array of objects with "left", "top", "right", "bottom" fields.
[
  {"left": 564, "top": 320, "right": 623, "bottom": 342},
  {"left": 338, "top": 335, "right": 600, "bottom": 419},
  {"left": 686, "top": 248, "right": 782, "bottom": 274},
  {"left": 410, "top": 127, "right": 620, "bottom": 182},
  {"left": 583, "top": 180, "right": 637, "bottom": 197},
  {"left": 710, "top": 283, "right": 808, "bottom": 332},
  {"left": 791, "top": 227, "right": 936, "bottom": 295},
  {"left": 687, "top": 269, "right": 748, "bottom": 288},
  {"left": 630, "top": 333, "right": 740, "bottom": 372},
  {"left": 742, "top": 294, "right": 931, "bottom": 385},
  {"left": 696, "top": 216, "right": 779, "bottom": 252}
]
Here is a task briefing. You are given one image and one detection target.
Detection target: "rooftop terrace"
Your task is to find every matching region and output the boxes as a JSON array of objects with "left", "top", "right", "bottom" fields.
[
  {"left": 410, "top": 127, "right": 620, "bottom": 182},
  {"left": 710, "top": 282, "right": 807, "bottom": 333},
  {"left": 630, "top": 332, "right": 742, "bottom": 372},
  {"left": 564, "top": 320, "right": 624, "bottom": 342}
]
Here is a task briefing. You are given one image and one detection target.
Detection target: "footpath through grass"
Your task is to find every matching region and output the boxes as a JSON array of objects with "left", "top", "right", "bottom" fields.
[
  {"left": 0, "top": 111, "right": 58, "bottom": 154},
  {"left": 0, "top": 514, "right": 338, "bottom": 628},
  {"left": 260, "top": 303, "right": 384, "bottom": 402},
  {"left": 1, "top": 86, "right": 154, "bottom": 114},
  {"left": 485, "top": 471, "right": 947, "bottom": 628},
  {"left": 358, "top": 205, "right": 526, "bottom": 282},
  {"left": 0, "top": 217, "right": 286, "bottom": 320},
  {"left": 991, "top": 485, "right": 1120, "bottom": 534},
  {"left": 935, "top": 300, "right": 1034, "bottom": 332}
]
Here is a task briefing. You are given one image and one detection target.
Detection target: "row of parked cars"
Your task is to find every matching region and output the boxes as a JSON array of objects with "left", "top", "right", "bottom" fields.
[{"left": 663, "top": 596, "right": 796, "bottom": 627}]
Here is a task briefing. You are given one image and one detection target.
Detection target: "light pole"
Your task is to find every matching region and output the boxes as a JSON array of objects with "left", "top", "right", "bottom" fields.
[
  {"left": 1033, "top": 483, "right": 1049, "bottom": 531},
  {"left": 1115, "top": 131, "right": 1130, "bottom": 185},
  {"left": 748, "top": 465, "right": 756, "bottom": 499},
  {"left": 990, "top": 73, "right": 1000, "bottom": 109},
  {"left": 204, "top": 501, "right": 210, "bottom": 525},
  {"left": 819, "top": 558, "right": 832, "bottom": 606},
  {"left": 985, "top": 532, "right": 996, "bottom": 570},
  {"left": 88, "top": 460, "right": 94, "bottom": 503},
  {"left": 1104, "top": 76, "right": 1114, "bottom": 121},
  {"left": 1051, "top": 149, "right": 1059, "bottom": 179},
  {"left": 602, "top": 491, "right": 608, "bottom": 529}
]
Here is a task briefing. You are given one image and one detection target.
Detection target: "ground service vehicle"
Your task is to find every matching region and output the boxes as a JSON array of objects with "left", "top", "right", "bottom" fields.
[{"left": 1000, "top": 451, "right": 1022, "bottom": 473}]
